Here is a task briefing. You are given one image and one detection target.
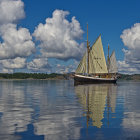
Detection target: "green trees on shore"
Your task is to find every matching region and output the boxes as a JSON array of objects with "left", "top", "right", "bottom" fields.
[{"left": 0, "top": 73, "right": 64, "bottom": 79}]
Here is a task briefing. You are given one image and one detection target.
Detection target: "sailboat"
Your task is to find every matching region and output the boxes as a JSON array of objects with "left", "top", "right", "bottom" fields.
[{"left": 74, "top": 24, "right": 118, "bottom": 84}]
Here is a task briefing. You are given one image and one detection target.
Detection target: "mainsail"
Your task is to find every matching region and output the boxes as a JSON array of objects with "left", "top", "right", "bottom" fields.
[
  {"left": 108, "top": 51, "right": 118, "bottom": 73},
  {"left": 89, "top": 35, "right": 108, "bottom": 74},
  {"left": 75, "top": 35, "right": 108, "bottom": 74}
]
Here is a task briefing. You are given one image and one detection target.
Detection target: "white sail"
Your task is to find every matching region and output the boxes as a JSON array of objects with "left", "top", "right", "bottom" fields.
[
  {"left": 89, "top": 35, "right": 108, "bottom": 74},
  {"left": 108, "top": 51, "right": 118, "bottom": 73},
  {"left": 75, "top": 35, "right": 111, "bottom": 74},
  {"left": 75, "top": 51, "right": 87, "bottom": 74}
]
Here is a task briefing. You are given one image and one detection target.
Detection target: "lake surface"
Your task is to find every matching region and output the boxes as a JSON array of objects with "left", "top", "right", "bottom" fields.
[{"left": 0, "top": 80, "right": 140, "bottom": 140}]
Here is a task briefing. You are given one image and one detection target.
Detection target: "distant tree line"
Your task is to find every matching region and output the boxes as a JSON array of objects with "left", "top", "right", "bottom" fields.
[
  {"left": 118, "top": 74, "right": 140, "bottom": 80},
  {"left": 0, "top": 73, "right": 66, "bottom": 79}
]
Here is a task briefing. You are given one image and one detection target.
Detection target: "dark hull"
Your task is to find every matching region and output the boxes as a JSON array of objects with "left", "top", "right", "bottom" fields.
[{"left": 74, "top": 75, "right": 117, "bottom": 85}]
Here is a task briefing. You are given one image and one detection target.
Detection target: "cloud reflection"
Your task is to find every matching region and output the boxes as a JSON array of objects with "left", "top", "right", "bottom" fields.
[
  {"left": 122, "top": 82, "right": 140, "bottom": 137},
  {"left": 32, "top": 80, "right": 82, "bottom": 140},
  {"left": 0, "top": 80, "right": 33, "bottom": 140}
]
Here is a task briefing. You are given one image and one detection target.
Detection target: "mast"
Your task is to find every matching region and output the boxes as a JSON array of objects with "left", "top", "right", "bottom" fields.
[
  {"left": 107, "top": 44, "right": 110, "bottom": 73},
  {"left": 87, "top": 24, "right": 90, "bottom": 74}
]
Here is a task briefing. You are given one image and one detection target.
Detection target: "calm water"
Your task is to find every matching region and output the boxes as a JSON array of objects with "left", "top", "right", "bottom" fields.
[{"left": 0, "top": 80, "right": 140, "bottom": 140}]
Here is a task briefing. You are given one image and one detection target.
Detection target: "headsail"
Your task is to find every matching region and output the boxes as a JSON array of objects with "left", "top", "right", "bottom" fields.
[
  {"left": 75, "top": 51, "right": 87, "bottom": 74},
  {"left": 108, "top": 51, "right": 118, "bottom": 73},
  {"left": 89, "top": 35, "right": 108, "bottom": 74}
]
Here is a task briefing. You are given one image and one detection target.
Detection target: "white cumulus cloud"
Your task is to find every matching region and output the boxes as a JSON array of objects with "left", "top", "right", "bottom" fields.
[
  {"left": 0, "top": 0, "right": 37, "bottom": 73},
  {"left": 119, "top": 23, "right": 140, "bottom": 74},
  {"left": 0, "top": 57, "right": 26, "bottom": 73},
  {"left": 0, "top": 0, "right": 25, "bottom": 25},
  {"left": 27, "top": 58, "right": 51, "bottom": 72},
  {"left": 2, "top": 68, "right": 14, "bottom": 73},
  {"left": 1, "top": 57, "right": 26, "bottom": 69},
  {"left": 33, "top": 9, "right": 85, "bottom": 61},
  {"left": 0, "top": 24, "right": 35, "bottom": 59},
  {"left": 55, "top": 63, "right": 76, "bottom": 74}
]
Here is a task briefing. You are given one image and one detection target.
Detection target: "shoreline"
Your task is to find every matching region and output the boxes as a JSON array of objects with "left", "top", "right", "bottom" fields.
[
  {"left": 0, "top": 73, "right": 140, "bottom": 81},
  {"left": 0, "top": 77, "right": 70, "bottom": 80},
  {"left": 0, "top": 78, "right": 140, "bottom": 81}
]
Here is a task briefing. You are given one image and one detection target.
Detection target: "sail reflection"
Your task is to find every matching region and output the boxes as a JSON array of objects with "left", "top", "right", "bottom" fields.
[{"left": 75, "top": 83, "right": 117, "bottom": 128}]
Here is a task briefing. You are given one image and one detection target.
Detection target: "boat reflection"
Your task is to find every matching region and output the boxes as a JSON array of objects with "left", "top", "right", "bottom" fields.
[{"left": 75, "top": 83, "right": 117, "bottom": 128}]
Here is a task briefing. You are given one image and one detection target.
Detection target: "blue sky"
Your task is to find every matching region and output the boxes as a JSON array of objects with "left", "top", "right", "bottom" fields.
[
  {"left": 21, "top": 0, "right": 140, "bottom": 57},
  {"left": 0, "top": 0, "right": 140, "bottom": 73}
]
